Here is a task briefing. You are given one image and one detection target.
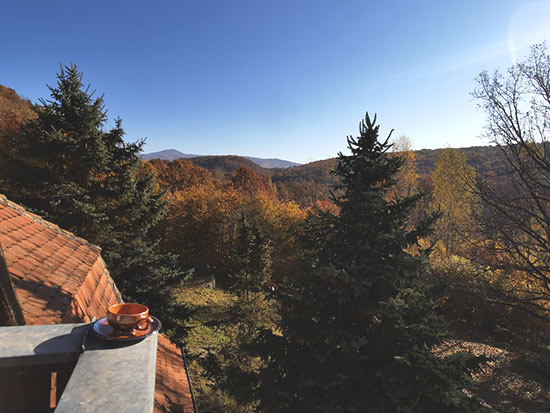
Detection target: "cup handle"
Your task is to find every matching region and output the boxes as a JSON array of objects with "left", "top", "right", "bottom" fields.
[{"left": 136, "top": 317, "right": 153, "bottom": 330}]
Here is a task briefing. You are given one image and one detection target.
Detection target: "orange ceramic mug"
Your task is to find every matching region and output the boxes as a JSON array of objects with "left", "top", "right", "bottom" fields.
[{"left": 107, "top": 303, "right": 150, "bottom": 330}]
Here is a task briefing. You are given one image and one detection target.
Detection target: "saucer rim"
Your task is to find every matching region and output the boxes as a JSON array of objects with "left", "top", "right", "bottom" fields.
[{"left": 91, "top": 315, "right": 162, "bottom": 341}]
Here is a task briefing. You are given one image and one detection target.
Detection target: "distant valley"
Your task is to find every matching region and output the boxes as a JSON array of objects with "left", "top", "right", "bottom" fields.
[{"left": 144, "top": 144, "right": 505, "bottom": 207}]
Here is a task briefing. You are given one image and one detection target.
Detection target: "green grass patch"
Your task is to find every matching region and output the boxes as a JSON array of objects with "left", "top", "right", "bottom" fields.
[{"left": 177, "top": 285, "right": 237, "bottom": 356}]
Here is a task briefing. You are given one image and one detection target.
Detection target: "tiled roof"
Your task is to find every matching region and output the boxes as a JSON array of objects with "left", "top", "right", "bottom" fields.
[
  {"left": 0, "top": 194, "right": 118, "bottom": 324},
  {"left": 0, "top": 194, "right": 195, "bottom": 412}
]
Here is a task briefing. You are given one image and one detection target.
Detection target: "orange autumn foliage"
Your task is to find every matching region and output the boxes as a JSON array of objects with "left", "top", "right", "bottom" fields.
[
  {"left": 148, "top": 158, "right": 214, "bottom": 192},
  {"left": 158, "top": 165, "right": 307, "bottom": 283}
]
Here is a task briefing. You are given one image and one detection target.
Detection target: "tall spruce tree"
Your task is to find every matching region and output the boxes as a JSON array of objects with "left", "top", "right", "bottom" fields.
[
  {"left": 0, "top": 65, "right": 189, "bottom": 342},
  {"left": 231, "top": 212, "right": 272, "bottom": 302},
  {"left": 257, "top": 114, "right": 485, "bottom": 412}
]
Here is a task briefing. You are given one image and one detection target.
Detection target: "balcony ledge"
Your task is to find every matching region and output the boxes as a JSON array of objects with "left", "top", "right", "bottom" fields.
[{"left": 0, "top": 323, "right": 158, "bottom": 412}]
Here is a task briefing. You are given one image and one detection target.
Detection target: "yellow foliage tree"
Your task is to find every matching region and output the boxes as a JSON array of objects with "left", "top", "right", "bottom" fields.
[
  {"left": 431, "top": 148, "right": 477, "bottom": 256},
  {"left": 249, "top": 192, "right": 306, "bottom": 282},
  {"left": 388, "top": 135, "right": 418, "bottom": 201}
]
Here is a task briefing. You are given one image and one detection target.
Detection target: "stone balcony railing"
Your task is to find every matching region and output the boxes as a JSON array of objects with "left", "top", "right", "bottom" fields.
[{"left": 0, "top": 323, "right": 158, "bottom": 412}]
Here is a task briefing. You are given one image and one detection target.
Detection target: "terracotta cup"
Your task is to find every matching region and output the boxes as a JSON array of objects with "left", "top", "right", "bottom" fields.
[{"left": 107, "top": 303, "right": 150, "bottom": 330}]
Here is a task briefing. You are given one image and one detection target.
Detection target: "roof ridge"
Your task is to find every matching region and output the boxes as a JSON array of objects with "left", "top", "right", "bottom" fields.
[
  {"left": 97, "top": 256, "right": 124, "bottom": 303},
  {"left": 0, "top": 194, "right": 102, "bottom": 254}
]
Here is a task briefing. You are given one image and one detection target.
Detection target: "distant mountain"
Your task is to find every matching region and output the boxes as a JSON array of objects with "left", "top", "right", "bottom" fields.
[
  {"left": 243, "top": 156, "right": 300, "bottom": 169},
  {"left": 141, "top": 149, "right": 301, "bottom": 169},
  {"left": 141, "top": 149, "right": 199, "bottom": 161}
]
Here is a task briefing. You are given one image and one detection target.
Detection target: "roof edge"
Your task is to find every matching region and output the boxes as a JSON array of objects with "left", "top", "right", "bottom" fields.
[
  {"left": 180, "top": 346, "right": 199, "bottom": 413},
  {"left": 97, "top": 256, "right": 124, "bottom": 303},
  {"left": 0, "top": 194, "right": 102, "bottom": 254},
  {"left": 0, "top": 242, "right": 25, "bottom": 325}
]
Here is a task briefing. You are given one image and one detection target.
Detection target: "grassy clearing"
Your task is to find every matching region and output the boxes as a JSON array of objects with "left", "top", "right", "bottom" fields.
[
  {"left": 178, "top": 285, "right": 236, "bottom": 356},
  {"left": 178, "top": 284, "right": 264, "bottom": 412}
]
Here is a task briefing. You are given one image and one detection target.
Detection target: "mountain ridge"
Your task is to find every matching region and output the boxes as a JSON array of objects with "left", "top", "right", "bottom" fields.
[{"left": 141, "top": 149, "right": 301, "bottom": 169}]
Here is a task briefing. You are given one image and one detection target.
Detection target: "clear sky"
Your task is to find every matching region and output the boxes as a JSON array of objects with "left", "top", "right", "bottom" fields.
[{"left": 2, "top": 1, "right": 549, "bottom": 163}]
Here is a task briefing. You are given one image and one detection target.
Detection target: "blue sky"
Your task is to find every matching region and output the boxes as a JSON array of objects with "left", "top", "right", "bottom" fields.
[{"left": 2, "top": 1, "right": 549, "bottom": 163}]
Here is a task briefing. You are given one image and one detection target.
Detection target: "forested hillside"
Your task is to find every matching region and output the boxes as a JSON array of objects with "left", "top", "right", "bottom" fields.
[
  {"left": 415, "top": 145, "right": 506, "bottom": 176},
  {"left": 0, "top": 85, "right": 35, "bottom": 134},
  {"left": 144, "top": 145, "right": 509, "bottom": 207},
  {"left": 271, "top": 146, "right": 508, "bottom": 205},
  {"left": 189, "top": 155, "right": 269, "bottom": 180}
]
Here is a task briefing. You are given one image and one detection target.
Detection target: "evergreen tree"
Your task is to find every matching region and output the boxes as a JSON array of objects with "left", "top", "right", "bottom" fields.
[
  {"left": 231, "top": 212, "right": 272, "bottom": 302},
  {"left": 257, "top": 114, "right": 485, "bottom": 412},
  {"left": 0, "top": 65, "right": 189, "bottom": 343}
]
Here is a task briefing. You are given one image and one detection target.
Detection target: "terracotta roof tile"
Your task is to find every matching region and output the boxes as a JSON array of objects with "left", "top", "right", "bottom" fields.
[
  {"left": 0, "top": 194, "right": 195, "bottom": 411},
  {"left": 155, "top": 335, "right": 195, "bottom": 413},
  {"left": 7, "top": 263, "right": 25, "bottom": 279}
]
